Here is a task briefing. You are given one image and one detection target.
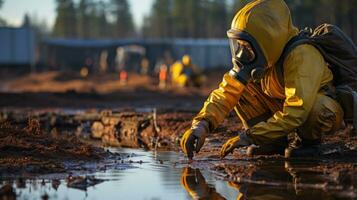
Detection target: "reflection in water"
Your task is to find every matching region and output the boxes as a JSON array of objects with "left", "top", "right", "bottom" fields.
[
  {"left": 180, "top": 161, "right": 356, "bottom": 200},
  {"left": 226, "top": 181, "right": 294, "bottom": 200},
  {"left": 179, "top": 166, "right": 295, "bottom": 200},
  {"left": 180, "top": 167, "right": 225, "bottom": 200}
]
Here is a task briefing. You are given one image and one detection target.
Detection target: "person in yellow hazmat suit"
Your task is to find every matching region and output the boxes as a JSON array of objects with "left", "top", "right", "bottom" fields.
[
  {"left": 170, "top": 55, "right": 205, "bottom": 87},
  {"left": 180, "top": 0, "right": 344, "bottom": 159}
]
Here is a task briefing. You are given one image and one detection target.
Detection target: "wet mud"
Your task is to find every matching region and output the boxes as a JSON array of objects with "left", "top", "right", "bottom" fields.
[
  {"left": 180, "top": 127, "right": 357, "bottom": 198},
  {"left": 0, "top": 117, "right": 141, "bottom": 176},
  {"left": 1, "top": 108, "right": 357, "bottom": 198}
]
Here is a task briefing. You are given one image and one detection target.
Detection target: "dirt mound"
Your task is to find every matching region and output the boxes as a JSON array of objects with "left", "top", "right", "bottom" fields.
[{"left": 91, "top": 110, "right": 194, "bottom": 150}]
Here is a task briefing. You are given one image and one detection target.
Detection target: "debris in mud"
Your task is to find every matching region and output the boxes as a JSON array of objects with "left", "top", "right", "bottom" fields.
[
  {"left": 41, "top": 193, "right": 49, "bottom": 200},
  {"left": 0, "top": 108, "right": 196, "bottom": 150},
  {"left": 52, "top": 179, "right": 61, "bottom": 190},
  {"left": 0, "top": 119, "right": 109, "bottom": 174},
  {"left": 0, "top": 184, "right": 16, "bottom": 200},
  {"left": 67, "top": 175, "right": 104, "bottom": 191},
  {"left": 0, "top": 157, "right": 65, "bottom": 174},
  {"left": 214, "top": 163, "right": 257, "bottom": 179},
  {"left": 90, "top": 110, "right": 194, "bottom": 150}
]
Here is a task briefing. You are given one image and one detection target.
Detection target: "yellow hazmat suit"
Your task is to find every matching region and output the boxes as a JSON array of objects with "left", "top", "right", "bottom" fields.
[
  {"left": 170, "top": 61, "right": 188, "bottom": 87},
  {"left": 170, "top": 55, "right": 205, "bottom": 87},
  {"left": 192, "top": 0, "right": 343, "bottom": 145}
]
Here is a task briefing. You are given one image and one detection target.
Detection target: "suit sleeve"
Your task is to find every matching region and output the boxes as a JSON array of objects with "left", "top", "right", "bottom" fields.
[{"left": 192, "top": 73, "right": 245, "bottom": 131}]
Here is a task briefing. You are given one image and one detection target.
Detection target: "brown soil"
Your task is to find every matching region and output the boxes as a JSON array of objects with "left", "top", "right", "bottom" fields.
[
  {"left": 0, "top": 71, "right": 223, "bottom": 109},
  {"left": 0, "top": 119, "right": 108, "bottom": 174},
  {"left": 2, "top": 108, "right": 357, "bottom": 179}
]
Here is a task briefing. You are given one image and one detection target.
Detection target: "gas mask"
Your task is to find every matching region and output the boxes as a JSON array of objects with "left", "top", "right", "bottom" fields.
[{"left": 227, "top": 29, "right": 268, "bottom": 85}]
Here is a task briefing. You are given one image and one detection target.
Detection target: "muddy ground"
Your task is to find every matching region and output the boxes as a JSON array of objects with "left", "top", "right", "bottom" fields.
[
  {"left": 0, "top": 118, "right": 136, "bottom": 175},
  {"left": 1, "top": 71, "right": 357, "bottom": 197},
  {"left": 1, "top": 109, "right": 357, "bottom": 192},
  {"left": 0, "top": 71, "right": 222, "bottom": 109}
]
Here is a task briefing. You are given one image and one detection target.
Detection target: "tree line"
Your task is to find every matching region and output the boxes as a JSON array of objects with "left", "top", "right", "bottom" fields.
[
  {"left": 142, "top": 0, "right": 230, "bottom": 38},
  {"left": 286, "top": 0, "right": 356, "bottom": 42},
  {"left": 50, "top": 0, "right": 247, "bottom": 39},
  {"left": 53, "top": 0, "right": 134, "bottom": 39},
  {"left": 0, "top": 0, "right": 6, "bottom": 26},
  {"left": 48, "top": 0, "right": 357, "bottom": 41}
]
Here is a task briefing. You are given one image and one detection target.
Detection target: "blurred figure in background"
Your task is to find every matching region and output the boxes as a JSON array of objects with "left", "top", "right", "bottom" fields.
[
  {"left": 115, "top": 47, "right": 126, "bottom": 73},
  {"left": 99, "top": 50, "right": 108, "bottom": 73},
  {"left": 79, "top": 67, "right": 89, "bottom": 78},
  {"left": 80, "top": 57, "right": 93, "bottom": 78},
  {"left": 170, "top": 55, "right": 206, "bottom": 88},
  {"left": 140, "top": 57, "right": 150, "bottom": 75},
  {"left": 158, "top": 63, "right": 168, "bottom": 89},
  {"left": 115, "top": 47, "right": 128, "bottom": 85},
  {"left": 119, "top": 70, "right": 128, "bottom": 86}
]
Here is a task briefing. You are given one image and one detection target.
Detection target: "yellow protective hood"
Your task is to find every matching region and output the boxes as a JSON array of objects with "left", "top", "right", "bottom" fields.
[{"left": 231, "top": 0, "right": 298, "bottom": 66}]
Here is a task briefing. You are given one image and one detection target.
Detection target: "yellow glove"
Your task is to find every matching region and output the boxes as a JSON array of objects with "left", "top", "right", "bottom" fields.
[
  {"left": 220, "top": 132, "right": 252, "bottom": 158},
  {"left": 180, "top": 120, "right": 209, "bottom": 159}
]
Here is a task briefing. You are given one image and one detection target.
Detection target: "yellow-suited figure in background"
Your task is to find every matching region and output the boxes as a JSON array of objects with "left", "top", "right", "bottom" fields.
[
  {"left": 180, "top": 0, "right": 344, "bottom": 159},
  {"left": 170, "top": 55, "right": 205, "bottom": 87}
]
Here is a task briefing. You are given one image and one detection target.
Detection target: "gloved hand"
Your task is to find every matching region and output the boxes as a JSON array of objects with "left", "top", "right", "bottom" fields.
[
  {"left": 220, "top": 131, "right": 252, "bottom": 158},
  {"left": 180, "top": 120, "right": 209, "bottom": 159}
]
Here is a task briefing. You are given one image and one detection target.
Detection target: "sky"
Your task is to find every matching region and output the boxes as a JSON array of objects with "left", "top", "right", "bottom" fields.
[{"left": 0, "top": 0, "right": 154, "bottom": 29}]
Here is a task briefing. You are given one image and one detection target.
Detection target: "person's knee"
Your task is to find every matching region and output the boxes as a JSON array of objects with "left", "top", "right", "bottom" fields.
[
  {"left": 299, "top": 94, "right": 344, "bottom": 141},
  {"left": 316, "top": 94, "right": 344, "bottom": 133}
]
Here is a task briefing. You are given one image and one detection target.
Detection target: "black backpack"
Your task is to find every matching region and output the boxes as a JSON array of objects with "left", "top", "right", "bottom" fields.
[{"left": 276, "top": 24, "right": 357, "bottom": 134}]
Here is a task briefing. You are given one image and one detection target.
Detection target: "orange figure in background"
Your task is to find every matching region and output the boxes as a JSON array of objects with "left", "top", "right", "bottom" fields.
[
  {"left": 159, "top": 64, "right": 168, "bottom": 89},
  {"left": 119, "top": 70, "right": 128, "bottom": 85}
]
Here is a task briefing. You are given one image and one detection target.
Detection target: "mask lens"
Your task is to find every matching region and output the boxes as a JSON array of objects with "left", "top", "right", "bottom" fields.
[{"left": 229, "top": 39, "right": 255, "bottom": 64}]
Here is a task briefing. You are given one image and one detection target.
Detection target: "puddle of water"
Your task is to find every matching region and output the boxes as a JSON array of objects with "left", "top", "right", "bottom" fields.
[
  {"left": 0, "top": 148, "right": 239, "bottom": 200},
  {"left": 1, "top": 148, "right": 356, "bottom": 200}
]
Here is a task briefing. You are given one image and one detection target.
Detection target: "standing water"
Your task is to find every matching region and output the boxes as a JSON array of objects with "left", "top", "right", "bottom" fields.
[
  {"left": 1, "top": 148, "right": 356, "bottom": 200},
  {"left": 0, "top": 148, "right": 239, "bottom": 200}
]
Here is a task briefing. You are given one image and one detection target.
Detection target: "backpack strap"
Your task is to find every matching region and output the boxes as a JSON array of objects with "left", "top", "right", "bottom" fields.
[
  {"left": 276, "top": 32, "right": 310, "bottom": 86},
  {"left": 346, "top": 86, "right": 357, "bottom": 135},
  {"left": 352, "top": 90, "right": 357, "bottom": 135},
  {"left": 337, "top": 85, "right": 357, "bottom": 135}
]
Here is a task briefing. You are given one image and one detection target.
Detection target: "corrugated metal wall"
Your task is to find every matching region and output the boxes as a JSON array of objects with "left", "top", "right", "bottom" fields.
[
  {"left": 42, "top": 38, "right": 231, "bottom": 70},
  {"left": 171, "top": 39, "right": 231, "bottom": 69},
  {"left": 0, "top": 27, "right": 35, "bottom": 65}
]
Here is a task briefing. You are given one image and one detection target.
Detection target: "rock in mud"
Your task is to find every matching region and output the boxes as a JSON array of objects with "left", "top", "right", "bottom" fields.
[{"left": 91, "top": 121, "right": 105, "bottom": 138}]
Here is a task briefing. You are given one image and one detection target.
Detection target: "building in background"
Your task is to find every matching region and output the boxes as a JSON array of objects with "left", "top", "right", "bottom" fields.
[
  {"left": 39, "top": 38, "right": 231, "bottom": 73},
  {"left": 0, "top": 27, "right": 36, "bottom": 71}
]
